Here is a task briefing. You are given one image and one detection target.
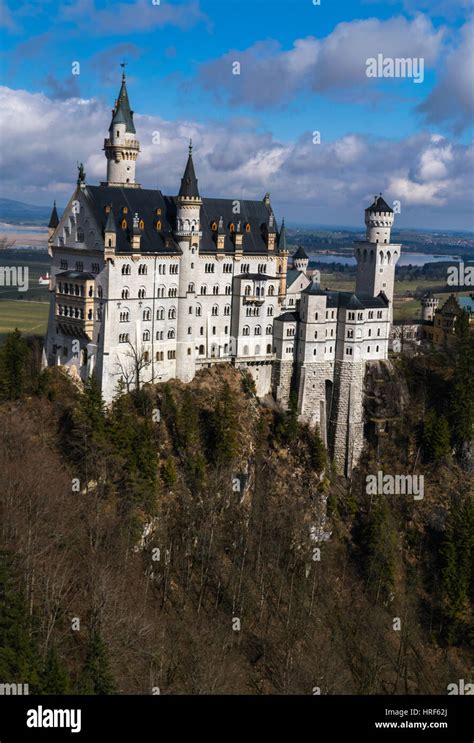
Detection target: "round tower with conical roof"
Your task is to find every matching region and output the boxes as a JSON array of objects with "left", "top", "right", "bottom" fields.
[
  {"left": 293, "top": 245, "right": 309, "bottom": 274},
  {"left": 175, "top": 140, "right": 202, "bottom": 382},
  {"left": 103, "top": 66, "right": 140, "bottom": 187}
]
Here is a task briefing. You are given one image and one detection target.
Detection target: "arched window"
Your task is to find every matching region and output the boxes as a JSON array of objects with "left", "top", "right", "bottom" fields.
[
  {"left": 211, "top": 221, "right": 217, "bottom": 231},
  {"left": 155, "top": 220, "right": 162, "bottom": 231},
  {"left": 212, "top": 305, "right": 218, "bottom": 316},
  {"left": 243, "top": 345, "right": 249, "bottom": 355},
  {"left": 168, "top": 307, "right": 176, "bottom": 320},
  {"left": 138, "top": 264, "right": 147, "bottom": 275},
  {"left": 122, "top": 264, "right": 131, "bottom": 275},
  {"left": 200, "top": 285, "right": 207, "bottom": 295},
  {"left": 213, "top": 285, "right": 219, "bottom": 295},
  {"left": 187, "top": 326, "right": 192, "bottom": 335},
  {"left": 245, "top": 223, "right": 251, "bottom": 233},
  {"left": 138, "top": 288, "right": 146, "bottom": 299},
  {"left": 143, "top": 330, "right": 150, "bottom": 341},
  {"left": 143, "top": 308, "right": 151, "bottom": 321},
  {"left": 121, "top": 219, "right": 127, "bottom": 230},
  {"left": 266, "top": 344, "right": 272, "bottom": 354},
  {"left": 267, "top": 306, "right": 273, "bottom": 316},
  {"left": 168, "top": 287, "right": 177, "bottom": 298},
  {"left": 229, "top": 223, "right": 235, "bottom": 232},
  {"left": 157, "top": 285, "right": 165, "bottom": 297},
  {"left": 156, "top": 307, "right": 164, "bottom": 320},
  {"left": 188, "top": 282, "right": 195, "bottom": 293},
  {"left": 268, "top": 285, "right": 275, "bottom": 296},
  {"left": 199, "top": 345, "right": 205, "bottom": 355},
  {"left": 195, "top": 304, "right": 202, "bottom": 317},
  {"left": 167, "top": 329, "right": 175, "bottom": 339},
  {"left": 121, "top": 288, "right": 129, "bottom": 299},
  {"left": 255, "top": 325, "right": 261, "bottom": 335},
  {"left": 243, "top": 326, "right": 250, "bottom": 336},
  {"left": 225, "top": 285, "right": 231, "bottom": 295},
  {"left": 224, "top": 305, "right": 231, "bottom": 316},
  {"left": 98, "top": 286, "right": 103, "bottom": 298},
  {"left": 266, "top": 325, "right": 272, "bottom": 335},
  {"left": 244, "top": 285, "right": 251, "bottom": 296},
  {"left": 120, "top": 310, "right": 130, "bottom": 323}
]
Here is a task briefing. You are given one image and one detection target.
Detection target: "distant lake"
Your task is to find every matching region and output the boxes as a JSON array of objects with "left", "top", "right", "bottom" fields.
[{"left": 311, "top": 252, "right": 463, "bottom": 268}]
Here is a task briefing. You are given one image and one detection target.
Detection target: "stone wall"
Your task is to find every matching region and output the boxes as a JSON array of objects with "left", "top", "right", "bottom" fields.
[
  {"left": 328, "top": 359, "right": 365, "bottom": 475},
  {"left": 272, "top": 360, "right": 294, "bottom": 408},
  {"left": 297, "top": 360, "right": 335, "bottom": 446}
]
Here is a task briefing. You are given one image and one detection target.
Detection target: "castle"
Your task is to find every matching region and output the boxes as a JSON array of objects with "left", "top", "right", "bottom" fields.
[{"left": 44, "top": 71, "right": 400, "bottom": 475}]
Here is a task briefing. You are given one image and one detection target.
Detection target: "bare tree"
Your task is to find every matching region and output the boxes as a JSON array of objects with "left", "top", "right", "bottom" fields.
[
  {"left": 114, "top": 339, "right": 152, "bottom": 393},
  {"left": 0, "top": 235, "right": 16, "bottom": 250}
]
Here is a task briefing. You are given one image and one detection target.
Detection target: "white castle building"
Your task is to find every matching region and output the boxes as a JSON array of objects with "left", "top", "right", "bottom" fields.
[{"left": 44, "top": 71, "right": 400, "bottom": 475}]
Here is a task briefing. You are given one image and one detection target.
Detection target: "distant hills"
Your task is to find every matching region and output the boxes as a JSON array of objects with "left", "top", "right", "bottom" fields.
[{"left": 0, "top": 198, "right": 55, "bottom": 225}]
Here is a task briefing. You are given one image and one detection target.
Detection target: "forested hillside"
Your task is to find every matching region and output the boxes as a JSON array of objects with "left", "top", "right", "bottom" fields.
[{"left": 0, "top": 329, "right": 472, "bottom": 694}]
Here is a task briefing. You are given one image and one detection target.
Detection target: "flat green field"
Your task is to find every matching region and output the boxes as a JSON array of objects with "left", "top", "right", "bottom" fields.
[{"left": 0, "top": 300, "right": 49, "bottom": 343}]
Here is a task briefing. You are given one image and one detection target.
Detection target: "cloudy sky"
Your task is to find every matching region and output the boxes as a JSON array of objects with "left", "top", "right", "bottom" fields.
[{"left": 0, "top": 0, "right": 473, "bottom": 229}]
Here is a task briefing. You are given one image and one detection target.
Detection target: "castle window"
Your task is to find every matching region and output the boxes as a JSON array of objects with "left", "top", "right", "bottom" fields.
[
  {"left": 156, "top": 331, "right": 164, "bottom": 341},
  {"left": 313, "top": 349, "right": 317, "bottom": 356},
  {"left": 224, "top": 305, "right": 231, "bottom": 316},
  {"left": 92, "top": 263, "right": 100, "bottom": 274},
  {"left": 156, "top": 351, "right": 164, "bottom": 361},
  {"left": 348, "top": 312, "right": 355, "bottom": 321},
  {"left": 377, "top": 311, "right": 383, "bottom": 319},
  {"left": 138, "top": 288, "right": 146, "bottom": 299},
  {"left": 244, "top": 285, "right": 251, "bottom": 296},
  {"left": 119, "top": 333, "right": 129, "bottom": 343},
  {"left": 368, "top": 311, "right": 374, "bottom": 319},
  {"left": 268, "top": 285, "right": 275, "bottom": 296},
  {"left": 196, "top": 304, "right": 202, "bottom": 316},
  {"left": 225, "top": 285, "right": 231, "bottom": 295},
  {"left": 266, "top": 325, "right": 272, "bottom": 335},
  {"left": 357, "top": 312, "right": 363, "bottom": 321},
  {"left": 168, "top": 287, "right": 177, "bottom": 298},
  {"left": 122, "top": 264, "right": 131, "bottom": 275},
  {"left": 188, "top": 327, "right": 192, "bottom": 335},
  {"left": 168, "top": 329, "right": 175, "bottom": 339},
  {"left": 121, "top": 219, "right": 127, "bottom": 230},
  {"left": 377, "top": 328, "right": 381, "bottom": 337},
  {"left": 212, "top": 305, "right": 218, "bottom": 316},
  {"left": 229, "top": 223, "right": 235, "bottom": 232},
  {"left": 188, "top": 282, "right": 195, "bottom": 293},
  {"left": 347, "top": 329, "right": 354, "bottom": 339},
  {"left": 76, "top": 261, "right": 83, "bottom": 271},
  {"left": 243, "top": 326, "right": 250, "bottom": 336},
  {"left": 200, "top": 285, "right": 207, "bottom": 295},
  {"left": 76, "top": 228, "right": 84, "bottom": 243},
  {"left": 212, "top": 327, "right": 216, "bottom": 335},
  {"left": 121, "top": 288, "right": 129, "bottom": 299},
  {"left": 143, "top": 330, "right": 150, "bottom": 342},
  {"left": 199, "top": 345, "right": 205, "bottom": 355},
  {"left": 314, "top": 312, "right": 318, "bottom": 321},
  {"left": 345, "top": 347, "right": 353, "bottom": 355},
  {"left": 122, "top": 207, "right": 128, "bottom": 214},
  {"left": 213, "top": 285, "right": 219, "bottom": 295},
  {"left": 119, "top": 310, "right": 130, "bottom": 323},
  {"left": 242, "top": 264, "right": 250, "bottom": 273},
  {"left": 60, "top": 260, "right": 68, "bottom": 270},
  {"left": 155, "top": 220, "right": 162, "bottom": 231},
  {"left": 138, "top": 264, "right": 147, "bottom": 275},
  {"left": 170, "top": 265, "right": 179, "bottom": 275},
  {"left": 156, "top": 307, "right": 164, "bottom": 320},
  {"left": 200, "top": 326, "right": 204, "bottom": 335},
  {"left": 314, "top": 331, "right": 318, "bottom": 339},
  {"left": 143, "top": 308, "right": 151, "bottom": 321},
  {"left": 376, "top": 345, "right": 380, "bottom": 352},
  {"left": 155, "top": 208, "right": 162, "bottom": 216},
  {"left": 168, "top": 307, "right": 176, "bottom": 319},
  {"left": 245, "top": 223, "right": 251, "bottom": 233},
  {"left": 211, "top": 222, "right": 217, "bottom": 231},
  {"left": 267, "top": 344, "right": 272, "bottom": 354},
  {"left": 254, "top": 326, "right": 261, "bottom": 335},
  {"left": 367, "top": 346, "right": 371, "bottom": 353},
  {"left": 267, "top": 306, "right": 273, "bottom": 317},
  {"left": 158, "top": 264, "right": 166, "bottom": 275},
  {"left": 167, "top": 350, "right": 176, "bottom": 359}
]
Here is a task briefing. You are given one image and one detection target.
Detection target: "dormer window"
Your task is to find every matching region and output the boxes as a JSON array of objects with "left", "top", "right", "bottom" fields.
[
  {"left": 122, "top": 207, "right": 128, "bottom": 214},
  {"left": 155, "top": 208, "right": 162, "bottom": 216},
  {"left": 121, "top": 219, "right": 127, "bottom": 230},
  {"left": 211, "top": 221, "right": 217, "bottom": 231},
  {"left": 245, "top": 223, "right": 251, "bottom": 233},
  {"left": 155, "top": 220, "right": 162, "bottom": 231},
  {"left": 229, "top": 223, "right": 235, "bottom": 232},
  {"left": 139, "top": 219, "right": 144, "bottom": 230},
  {"left": 104, "top": 205, "right": 111, "bottom": 214}
]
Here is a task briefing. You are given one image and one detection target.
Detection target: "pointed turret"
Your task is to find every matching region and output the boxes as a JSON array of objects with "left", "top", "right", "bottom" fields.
[
  {"left": 278, "top": 218, "right": 288, "bottom": 253},
  {"left": 104, "top": 206, "right": 116, "bottom": 234},
  {"left": 178, "top": 140, "right": 200, "bottom": 199},
  {"left": 109, "top": 67, "right": 136, "bottom": 134},
  {"left": 103, "top": 65, "right": 140, "bottom": 188},
  {"left": 48, "top": 201, "right": 59, "bottom": 230}
]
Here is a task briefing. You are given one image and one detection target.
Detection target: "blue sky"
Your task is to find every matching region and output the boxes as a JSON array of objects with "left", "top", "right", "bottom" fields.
[{"left": 1, "top": 0, "right": 473, "bottom": 229}]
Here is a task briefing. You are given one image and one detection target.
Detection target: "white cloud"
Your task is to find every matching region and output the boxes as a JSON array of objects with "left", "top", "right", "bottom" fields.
[
  {"left": 0, "top": 86, "right": 472, "bottom": 229},
  {"left": 198, "top": 15, "right": 444, "bottom": 108}
]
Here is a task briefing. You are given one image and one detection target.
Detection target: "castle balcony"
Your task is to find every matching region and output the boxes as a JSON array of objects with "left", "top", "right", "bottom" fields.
[
  {"left": 243, "top": 295, "right": 265, "bottom": 305},
  {"left": 104, "top": 137, "right": 140, "bottom": 150}
]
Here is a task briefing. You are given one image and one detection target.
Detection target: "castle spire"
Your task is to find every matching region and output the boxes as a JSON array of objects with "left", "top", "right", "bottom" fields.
[
  {"left": 48, "top": 201, "right": 59, "bottom": 229},
  {"left": 103, "top": 66, "right": 140, "bottom": 188},
  {"left": 178, "top": 140, "right": 200, "bottom": 199}
]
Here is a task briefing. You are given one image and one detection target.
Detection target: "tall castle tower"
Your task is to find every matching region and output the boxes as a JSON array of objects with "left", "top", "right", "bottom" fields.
[
  {"left": 175, "top": 141, "right": 202, "bottom": 382},
  {"left": 354, "top": 195, "right": 401, "bottom": 323},
  {"left": 103, "top": 67, "right": 140, "bottom": 187},
  {"left": 421, "top": 292, "right": 439, "bottom": 322}
]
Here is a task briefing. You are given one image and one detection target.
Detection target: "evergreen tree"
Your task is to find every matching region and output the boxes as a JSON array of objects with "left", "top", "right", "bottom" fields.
[
  {"left": 421, "top": 410, "right": 451, "bottom": 462},
  {"left": 450, "top": 310, "right": 474, "bottom": 457},
  {"left": 0, "top": 329, "right": 28, "bottom": 400},
  {"left": 79, "top": 631, "right": 116, "bottom": 695},
  {"left": 440, "top": 495, "right": 473, "bottom": 642},
  {"left": 42, "top": 646, "right": 71, "bottom": 694}
]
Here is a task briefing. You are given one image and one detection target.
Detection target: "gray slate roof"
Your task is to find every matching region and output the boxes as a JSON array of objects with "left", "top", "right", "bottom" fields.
[
  {"left": 110, "top": 75, "right": 136, "bottom": 134},
  {"left": 366, "top": 195, "right": 393, "bottom": 214},
  {"left": 302, "top": 284, "right": 389, "bottom": 309}
]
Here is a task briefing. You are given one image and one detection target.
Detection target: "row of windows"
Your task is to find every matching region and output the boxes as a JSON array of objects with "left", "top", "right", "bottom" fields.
[
  {"left": 59, "top": 260, "right": 100, "bottom": 274},
  {"left": 242, "top": 326, "right": 271, "bottom": 336},
  {"left": 345, "top": 345, "right": 381, "bottom": 355},
  {"left": 121, "top": 263, "right": 179, "bottom": 276},
  {"left": 244, "top": 285, "right": 275, "bottom": 297}
]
